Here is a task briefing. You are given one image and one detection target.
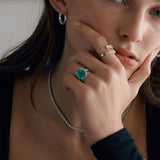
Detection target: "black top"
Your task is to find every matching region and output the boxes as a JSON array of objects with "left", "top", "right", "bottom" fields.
[{"left": 0, "top": 75, "right": 160, "bottom": 160}]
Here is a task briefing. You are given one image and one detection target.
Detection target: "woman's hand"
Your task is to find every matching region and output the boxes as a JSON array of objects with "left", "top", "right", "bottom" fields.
[{"left": 62, "top": 22, "right": 154, "bottom": 145}]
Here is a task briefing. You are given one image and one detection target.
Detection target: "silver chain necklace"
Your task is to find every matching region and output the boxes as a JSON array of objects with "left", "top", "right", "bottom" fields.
[
  {"left": 48, "top": 65, "right": 83, "bottom": 132},
  {"left": 48, "top": 66, "right": 131, "bottom": 133}
]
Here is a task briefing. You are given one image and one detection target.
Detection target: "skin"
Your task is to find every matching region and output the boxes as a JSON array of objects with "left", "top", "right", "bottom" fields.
[
  {"left": 50, "top": 0, "right": 160, "bottom": 142},
  {"left": 8, "top": 0, "right": 160, "bottom": 159}
]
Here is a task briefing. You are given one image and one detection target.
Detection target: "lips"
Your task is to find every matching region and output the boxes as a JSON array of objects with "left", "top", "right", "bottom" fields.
[{"left": 114, "top": 47, "right": 138, "bottom": 67}]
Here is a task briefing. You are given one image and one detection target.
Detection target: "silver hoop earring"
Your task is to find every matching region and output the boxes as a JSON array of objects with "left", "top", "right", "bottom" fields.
[{"left": 59, "top": 13, "right": 67, "bottom": 25}]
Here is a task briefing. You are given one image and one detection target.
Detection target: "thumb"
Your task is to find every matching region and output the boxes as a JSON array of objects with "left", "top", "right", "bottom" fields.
[{"left": 128, "top": 52, "right": 154, "bottom": 94}]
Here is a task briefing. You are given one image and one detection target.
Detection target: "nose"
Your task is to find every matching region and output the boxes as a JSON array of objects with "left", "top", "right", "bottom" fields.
[{"left": 118, "top": 12, "right": 144, "bottom": 43}]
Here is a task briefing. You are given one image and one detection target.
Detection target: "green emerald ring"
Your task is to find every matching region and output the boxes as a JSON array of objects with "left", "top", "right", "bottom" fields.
[{"left": 76, "top": 68, "right": 88, "bottom": 80}]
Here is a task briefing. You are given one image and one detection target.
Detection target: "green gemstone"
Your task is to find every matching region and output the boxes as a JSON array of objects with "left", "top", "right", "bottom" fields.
[{"left": 76, "top": 68, "right": 87, "bottom": 80}]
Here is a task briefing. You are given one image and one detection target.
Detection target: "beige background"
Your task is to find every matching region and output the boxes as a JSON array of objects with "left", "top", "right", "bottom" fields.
[{"left": 0, "top": 0, "right": 43, "bottom": 57}]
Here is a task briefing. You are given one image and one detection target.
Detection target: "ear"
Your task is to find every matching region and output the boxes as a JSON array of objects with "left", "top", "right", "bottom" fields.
[{"left": 49, "top": 0, "right": 68, "bottom": 14}]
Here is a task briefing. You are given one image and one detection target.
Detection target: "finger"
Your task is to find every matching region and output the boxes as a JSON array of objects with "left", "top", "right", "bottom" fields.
[
  {"left": 73, "top": 21, "right": 121, "bottom": 66},
  {"left": 73, "top": 21, "right": 108, "bottom": 56},
  {"left": 67, "top": 51, "right": 105, "bottom": 74},
  {"left": 67, "top": 51, "right": 125, "bottom": 82},
  {"left": 62, "top": 73, "right": 86, "bottom": 95},
  {"left": 128, "top": 52, "right": 154, "bottom": 92},
  {"left": 63, "top": 62, "right": 95, "bottom": 84}
]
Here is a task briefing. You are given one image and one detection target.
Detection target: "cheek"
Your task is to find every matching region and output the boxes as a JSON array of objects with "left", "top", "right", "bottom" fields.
[
  {"left": 137, "top": 32, "right": 160, "bottom": 65},
  {"left": 143, "top": 29, "right": 160, "bottom": 54},
  {"left": 65, "top": 2, "right": 116, "bottom": 53}
]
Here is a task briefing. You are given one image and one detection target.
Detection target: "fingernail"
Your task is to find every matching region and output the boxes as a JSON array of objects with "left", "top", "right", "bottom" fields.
[{"left": 73, "top": 21, "right": 80, "bottom": 28}]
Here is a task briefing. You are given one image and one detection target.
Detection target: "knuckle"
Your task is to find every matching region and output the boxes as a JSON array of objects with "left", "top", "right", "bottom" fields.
[
  {"left": 111, "top": 60, "right": 125, "bottom": 75},
  {"left": 76, "top": 50, "right": 87, "bottom": 59},
  {"left": 145, "top": 67, "right": 151, "bottom": 77},
  {"left": 67, "top": 51, "right": 84, "bottom": 63},
  {"left": 66, "top": 63, "right": 75, "bottom": 72},
  {"left": 95, "top": 80, "right": 106, "bottom": 92},
  {"left": 115, "top": 65, "right": 125, "bottom": 74},
  {"left": 141, "top": 66, "right": 151, "bottom": 79},
  {"left": 93, "top": 79, "right": 102, "bottom": 89},
  {"left": 107, "top": 70, "right": 119, "bottom": 82},
  {"left": 103, "top": 67, "right": 112, "bottom": 80},
  {"left": 76, "top": 87, "right": 91, "bottom": 102},
  {"left": 103, "top": 65, "right": 126, "bottom": 82},
  {"left": 76, "top": 50, "right": 83, "bottom": 57},
  {"left": 63, "top": 74, "right": 73, "bottom": 82},
  {"left": 95, "top": 35, "right": 106, "bottom": 46},
  {"left": 78, "top": 23, "right": 86, "bottom": 31}
]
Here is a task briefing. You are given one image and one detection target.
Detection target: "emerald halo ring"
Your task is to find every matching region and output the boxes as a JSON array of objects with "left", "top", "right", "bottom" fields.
[{"left": 76, "top": 68, "right": 88, "bottom": 80}]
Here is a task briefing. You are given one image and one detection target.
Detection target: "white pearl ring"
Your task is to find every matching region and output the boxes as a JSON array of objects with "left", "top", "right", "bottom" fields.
[{"left": 100, "top": 44, "right": 116, "bottom": 58}]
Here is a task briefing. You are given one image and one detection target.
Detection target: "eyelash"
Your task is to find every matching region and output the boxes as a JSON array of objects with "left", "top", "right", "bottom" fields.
[{"left": 112, "top": 0, "right": 128, "bottom": 6}]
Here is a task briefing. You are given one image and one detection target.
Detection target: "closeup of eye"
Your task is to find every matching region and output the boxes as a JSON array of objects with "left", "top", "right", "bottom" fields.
[
  {"left": 113, "top": 0, "right": 128, "bottom": 6},
  {"left": 113, "top": 0, "right": 124, "bottom": 3},
  {"left": 151, "top": 9, "right": 160, "bottom": 18},
  {"left": 114, "top": 0, "right": 123, "bottom": 2}
]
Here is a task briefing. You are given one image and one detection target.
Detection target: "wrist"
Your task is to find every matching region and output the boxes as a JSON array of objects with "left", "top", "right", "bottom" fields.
[{"left": 85, "top": 122, "right": 124, "bottom": 146}]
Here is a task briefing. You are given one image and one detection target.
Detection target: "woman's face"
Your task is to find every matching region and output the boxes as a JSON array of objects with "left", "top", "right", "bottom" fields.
[{"left": 64, "top": 0, "right": 160, "bottom": 78}]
